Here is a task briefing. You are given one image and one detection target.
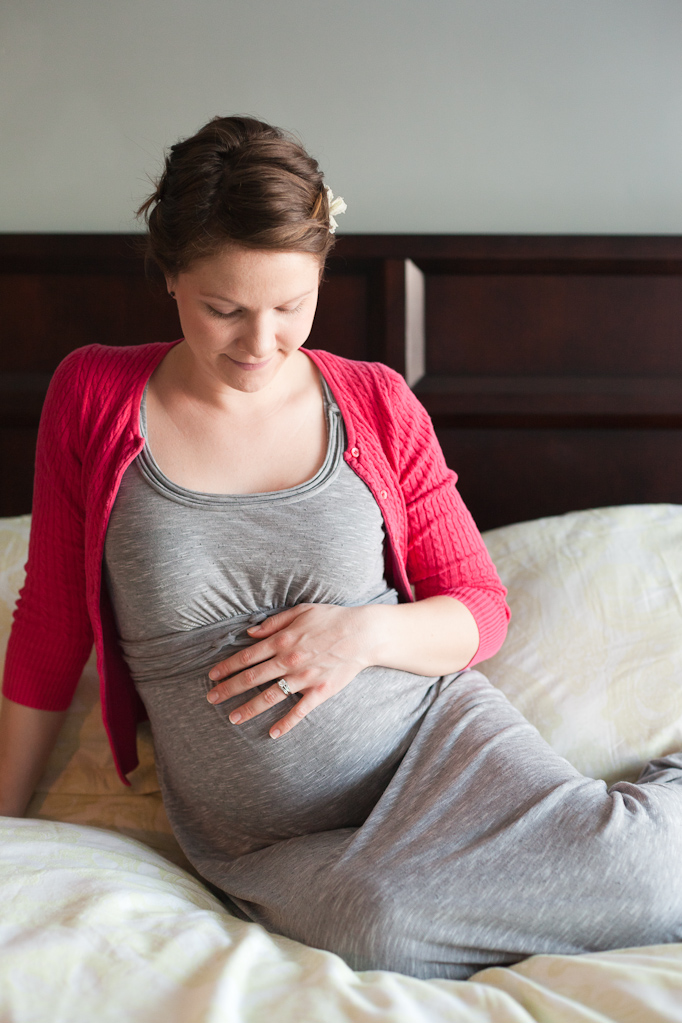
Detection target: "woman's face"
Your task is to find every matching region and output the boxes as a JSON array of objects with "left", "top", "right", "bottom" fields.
[{"left": 168, "top": 244, "right": 322, "bottom": 392}]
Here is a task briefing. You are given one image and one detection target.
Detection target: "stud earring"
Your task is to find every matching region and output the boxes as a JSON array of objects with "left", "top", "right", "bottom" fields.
[{"left": 169, "top": 291, "right": 175, "bottom": 298}]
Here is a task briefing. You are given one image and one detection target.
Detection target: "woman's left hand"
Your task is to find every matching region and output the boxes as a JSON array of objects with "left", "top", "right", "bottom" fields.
[{"left": 206, "top": 603, "right": 374, "bottom": 738}]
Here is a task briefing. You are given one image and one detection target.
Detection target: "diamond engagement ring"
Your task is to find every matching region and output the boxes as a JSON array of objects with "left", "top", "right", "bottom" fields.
[{"left": 277, "top": 679, "right": 292, "bottom": 696}]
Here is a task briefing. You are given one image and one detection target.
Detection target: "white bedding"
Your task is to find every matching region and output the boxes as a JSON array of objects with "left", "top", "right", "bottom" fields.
[
  {"left": 3, "top": 505, "right": 682, "bottom": 1022},
  {"left": 3, "top": 817, "right": 682, "bottom": 1023}
]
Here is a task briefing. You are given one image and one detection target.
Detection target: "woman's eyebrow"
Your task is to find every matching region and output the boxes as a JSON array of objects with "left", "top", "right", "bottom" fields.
[
  {"left": 200, "top": 288, "right": 316, "bottom": 305},
  {"left": 200, "top": 292, "right": 238, "bottom": 303}
]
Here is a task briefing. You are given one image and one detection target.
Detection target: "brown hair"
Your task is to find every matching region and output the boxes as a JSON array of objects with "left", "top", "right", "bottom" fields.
[{"left": 137, "top": 115, "right": 336, "bottom": 277}]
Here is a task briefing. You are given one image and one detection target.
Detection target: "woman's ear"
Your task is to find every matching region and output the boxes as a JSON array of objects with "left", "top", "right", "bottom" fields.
[{"left": 165, "top": 276, "right": 177, "bottom": 298}]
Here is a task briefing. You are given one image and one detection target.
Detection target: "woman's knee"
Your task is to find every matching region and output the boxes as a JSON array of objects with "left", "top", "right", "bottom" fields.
[{"left": 597, "top": 785, "right": 682, "bottom": 939}]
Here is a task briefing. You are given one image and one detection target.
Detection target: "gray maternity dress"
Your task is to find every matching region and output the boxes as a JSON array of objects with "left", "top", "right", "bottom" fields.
[{"left": 104, "top": 380, "right": 682, "bottom": 980}]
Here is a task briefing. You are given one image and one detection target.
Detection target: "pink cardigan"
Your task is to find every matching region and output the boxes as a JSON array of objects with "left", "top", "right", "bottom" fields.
[{"left": 3, "top": 342, "right": 510, "bottom": 783}]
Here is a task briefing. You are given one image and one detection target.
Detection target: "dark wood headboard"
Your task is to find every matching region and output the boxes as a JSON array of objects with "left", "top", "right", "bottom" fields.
[{"left": 2, "top": 233, "right": 682, "bottom": 530}]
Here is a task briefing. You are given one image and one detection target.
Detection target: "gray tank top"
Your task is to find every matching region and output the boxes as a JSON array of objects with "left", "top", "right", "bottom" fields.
[
  {"left": 105, "top": 378, "right": 398, "bottom": 672},
  {"left": 104, "top": 379, "right": 443, "bottom": 866}
]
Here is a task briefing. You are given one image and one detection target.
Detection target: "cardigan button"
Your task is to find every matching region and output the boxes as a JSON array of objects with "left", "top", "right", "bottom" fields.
[
  {"left": 350, "top": 446, "right": 360, "bottom": 458},
  {"left": 379, "top": 489, "right": 388, "bottom": 500}
]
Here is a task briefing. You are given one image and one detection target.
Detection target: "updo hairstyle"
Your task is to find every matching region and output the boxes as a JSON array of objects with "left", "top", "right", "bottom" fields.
[{"left": 137, "top": 115, "right": 336, "bottom": 278}]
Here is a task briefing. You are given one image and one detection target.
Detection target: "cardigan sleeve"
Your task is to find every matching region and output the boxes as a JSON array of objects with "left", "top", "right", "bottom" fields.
[
  {"left": 386, "top": 370, "right": 510, "bottom": 666},
  {"left": 2, "top": 350, "right": 94, "bottom": 710}
]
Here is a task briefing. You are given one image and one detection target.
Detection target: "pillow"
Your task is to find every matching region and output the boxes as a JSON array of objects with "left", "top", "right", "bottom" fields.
[{"left": 479, "top": 504, "right": 682, "bottom": 783}]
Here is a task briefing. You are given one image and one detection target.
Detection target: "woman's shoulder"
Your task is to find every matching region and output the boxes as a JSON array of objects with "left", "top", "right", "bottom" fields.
[
  {"left": 305, "top": 349, "right": 438, "bottom": 479},
  {"left": 48, "top": 342, "right": 176, "bottom": 405},
  {"left": 56, "top": 341, "right": 176, "bottom": 381},
  {"left": 41, "top": 343, "right": 177, "bottom": 446},
  {"left": 305, "top": 348, "right": 399, "bottom": 381},
  {"left": 305, "top": 349, "right": 410, "bottom": 406},
  {"left": 306, "top": 349, "right": 426, "bottom": 421}
]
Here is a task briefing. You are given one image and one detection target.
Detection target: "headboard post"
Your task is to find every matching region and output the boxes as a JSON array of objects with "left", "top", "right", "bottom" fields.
[{"left": 380, "top": 258, "right": 425, "bottom": 386}]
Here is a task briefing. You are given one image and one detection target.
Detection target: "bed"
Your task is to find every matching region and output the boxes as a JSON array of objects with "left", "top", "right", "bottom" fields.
[{"left": 2, "top": 234, "right": 682, "bottom": 1021}]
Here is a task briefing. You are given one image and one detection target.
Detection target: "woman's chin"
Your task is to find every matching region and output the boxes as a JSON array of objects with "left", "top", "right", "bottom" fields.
[{"left": 218, "top": 355, "right": 282, "bottom": 391}]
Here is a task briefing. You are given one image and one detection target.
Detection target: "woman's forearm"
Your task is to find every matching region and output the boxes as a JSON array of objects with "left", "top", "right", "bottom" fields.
[
  {"left": 0, "top": 698, "right": 67, "bottom": 817},
  {"left": 361, "top": 596, "right": 480, "bottom": 677}
]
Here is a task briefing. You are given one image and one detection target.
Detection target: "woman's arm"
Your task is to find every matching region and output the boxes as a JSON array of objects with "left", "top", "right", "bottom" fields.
[
  {"left": 390, "top": 369, "right": 510, "bottom": 667},
  {"left": 2, "top": 350, "right": 93, "bottom": 812},
  {"left": 361, "top": 594, "right": 479, "bottom": 676},
  {"left": 3, "top": 351, "right": 93, "bottom": 712},
  {"left": 0, "top": 699, "right": 67, "bottom": 816}
]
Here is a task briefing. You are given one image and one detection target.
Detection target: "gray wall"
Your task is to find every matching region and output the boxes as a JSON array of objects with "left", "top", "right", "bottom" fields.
[{"left": 2, "top": 0, "right": 681, "bottom": 233}]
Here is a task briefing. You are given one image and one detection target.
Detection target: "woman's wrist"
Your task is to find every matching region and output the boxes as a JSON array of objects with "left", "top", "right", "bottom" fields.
[{"left": 350, "top": 604, "right": 388, "bottom": 671}]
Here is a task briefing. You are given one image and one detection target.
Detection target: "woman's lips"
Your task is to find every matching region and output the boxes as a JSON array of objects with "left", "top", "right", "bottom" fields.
[{"left": 227, "top": 356, "right": 273, "bottom": 371}]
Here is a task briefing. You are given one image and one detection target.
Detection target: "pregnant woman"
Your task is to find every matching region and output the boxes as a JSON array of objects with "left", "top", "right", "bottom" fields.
[{"left": 2, "top": 115, "right": 682, "bottom": 980}]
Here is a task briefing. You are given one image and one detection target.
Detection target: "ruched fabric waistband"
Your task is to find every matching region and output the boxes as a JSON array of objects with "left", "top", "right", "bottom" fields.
[{"left": 120, "top": 590, "right": 399, "bottom": 686}]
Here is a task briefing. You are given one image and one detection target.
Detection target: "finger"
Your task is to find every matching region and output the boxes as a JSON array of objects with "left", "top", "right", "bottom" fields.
[
  {"left": 227, "top": 681, "right": 292, "bottom": 723},
  {"left": 269, "top": 689, "right": 326, "bottom": 739},
  {"left": 247, "top": 605, "right": 308, "bottom": 638},
  {"left": 207, "top": 661, "right": 279, "bottom": 704},
  {"left": 208, "top": 637, "right": 276, "bottom": 682}
]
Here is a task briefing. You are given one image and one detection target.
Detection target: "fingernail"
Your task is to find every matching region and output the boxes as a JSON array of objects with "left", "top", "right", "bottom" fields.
[
  {"left": 247, "top": 625, "right": 260, "bottom": 634},
  {"left": 208, "top": 669, "right": 220, "bottom": 680},
  {"left": 229, "top": 712, "right": 242, "bottom": 724},
  {"left": 270, "top": 728, "right": 281, "bottom": 739},
  {"left": 206, "top": 692, "right": 219, "bottom": 704}
]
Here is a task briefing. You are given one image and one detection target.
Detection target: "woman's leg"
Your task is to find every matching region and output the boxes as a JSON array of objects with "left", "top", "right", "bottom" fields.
[{"left": 215, "top": 670, "right": 682, "bottom": 979}]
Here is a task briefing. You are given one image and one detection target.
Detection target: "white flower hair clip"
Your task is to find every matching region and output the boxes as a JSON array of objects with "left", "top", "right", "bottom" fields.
[{"left": 326, "top": 186, "right": 347, "bottom": 234}]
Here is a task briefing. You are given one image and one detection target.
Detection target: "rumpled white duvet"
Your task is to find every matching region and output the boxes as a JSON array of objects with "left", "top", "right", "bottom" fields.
[
  {"left": 4, "top": 817, "right": 682, "bottom": 1023},
  {"left": 3, "top": 504, "right": 682, "bottom": 1022}
]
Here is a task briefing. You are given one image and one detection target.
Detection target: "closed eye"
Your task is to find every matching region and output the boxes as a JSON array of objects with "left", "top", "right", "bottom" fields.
[
  {"left": 206, "top": 305, "right": 240, "bottom": 319},
  {"left": 205, "top": 304, "right": 303, "bottom": 318}
]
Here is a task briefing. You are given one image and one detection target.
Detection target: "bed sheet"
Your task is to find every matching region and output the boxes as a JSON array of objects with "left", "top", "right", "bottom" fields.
[{"left": 2, "top": 817, "right": 682, "bottom": 1023}]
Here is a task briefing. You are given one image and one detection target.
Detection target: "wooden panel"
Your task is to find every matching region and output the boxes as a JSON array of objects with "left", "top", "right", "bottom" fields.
[
  {"left": 0, "top": 274, "right": 181, "bottom": 372},
  {"left": 425, "top": 274, "right": 682, "bottom": 377},
  {"left": 415, "top": 375, "right": 682, "bottom": 426},
  {"left": 0, "top": 427, "right": 37, "bottom": 518},
  {"left": 306, "top": 273, "right": 371, "bottom": 361},
  {"left": 439, "top": 427, "right": 682, "bottom": 532},
  {"left": 310, "top": 256, "right": 426, "bottom": 374},
  {"left": 2, "top": 233, "right": 682, "bottom": 524}
]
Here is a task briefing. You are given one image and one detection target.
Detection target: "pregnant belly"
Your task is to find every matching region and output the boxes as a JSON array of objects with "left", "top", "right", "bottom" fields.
[{"left": 137, "top": 658, "right": 442, "bottom": 859}]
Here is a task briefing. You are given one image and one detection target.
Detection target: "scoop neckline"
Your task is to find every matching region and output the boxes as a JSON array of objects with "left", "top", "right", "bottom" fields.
[{"left": 135, "top": 375, "right": 346, "bottom": 507}]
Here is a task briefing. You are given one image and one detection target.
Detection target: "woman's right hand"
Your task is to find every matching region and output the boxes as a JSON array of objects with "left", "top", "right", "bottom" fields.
[{"left": 205, "top": 602, "right": 376, "bottom": 738}]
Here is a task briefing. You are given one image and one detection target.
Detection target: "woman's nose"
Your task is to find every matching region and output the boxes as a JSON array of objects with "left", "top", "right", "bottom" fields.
[{"left": 239, "top": 316, "right": 277, "bottom": 357}]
